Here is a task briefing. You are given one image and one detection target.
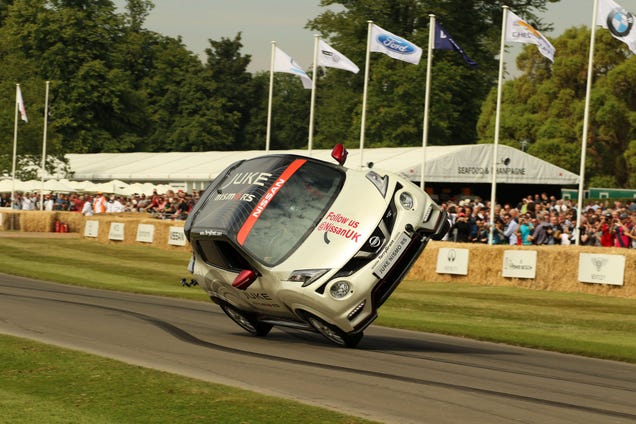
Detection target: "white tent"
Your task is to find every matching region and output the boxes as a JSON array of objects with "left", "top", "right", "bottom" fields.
[{"left": 64, "top": 145, "right": 579, "bottom": 187}]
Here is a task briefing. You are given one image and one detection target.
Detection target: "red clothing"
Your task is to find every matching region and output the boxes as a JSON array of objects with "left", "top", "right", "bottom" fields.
[{"left": 600, "top": 223, "right": 614, "bottom": 247}]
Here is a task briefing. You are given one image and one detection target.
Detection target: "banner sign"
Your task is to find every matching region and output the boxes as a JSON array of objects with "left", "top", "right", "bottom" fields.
[
  {"left": 578, "top": 253, "right": 625, "bottom": 286},
  {"left": 168, "top": 226, "right": 187, "bottom": 246},
  {"left": 136, "top": 224, "right": 155, "bottom": 243},
  {"left": 84, "top": 220, "right": 99, "bottom": 238},
  {"left": 436, "top": 248, "right": 469, "bottom": 275},
  {"left": 108, "top": 222, "right": 125, "bottom": 241},
  {"left": 502, "top": 250, "right": 537, "bottom": 279}
]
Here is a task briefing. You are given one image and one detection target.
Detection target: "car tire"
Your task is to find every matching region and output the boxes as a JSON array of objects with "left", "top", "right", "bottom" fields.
[
  {"left": 220, "top": 303, "right": 272, "bottom": 337},
  {"left": 306, "top": 315, "right": 363, "bottom": 348}
]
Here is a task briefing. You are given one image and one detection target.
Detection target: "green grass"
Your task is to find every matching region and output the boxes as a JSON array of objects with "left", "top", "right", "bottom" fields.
[
  {"left": 0, "top": 334, "right": 376, "bottom": 424},
  {"left": 0, "top": 237, "right": 634, "bottom": 362},
  {"left": 378, "top": 281, "right": 636, "bottom": 362},
  {"left": 0, "top": 236, "right": 634, "bottom": 422}
]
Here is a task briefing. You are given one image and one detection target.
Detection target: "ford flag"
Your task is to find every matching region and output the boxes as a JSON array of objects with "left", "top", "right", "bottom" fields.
[
  {"left": 434, "top": 22, "right": 478, "bottom": 68},
  {"left": 369, "top": 23, "right": 422, "bottom": 65}
]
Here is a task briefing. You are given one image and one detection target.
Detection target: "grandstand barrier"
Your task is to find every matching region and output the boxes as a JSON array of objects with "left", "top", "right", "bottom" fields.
[{"left": 1, "top": 210, "right": 634, "bottom": 299}]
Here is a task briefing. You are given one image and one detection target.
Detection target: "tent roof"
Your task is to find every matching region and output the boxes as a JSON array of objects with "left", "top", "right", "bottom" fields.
[{"left": 65, "top": 144, "right": 579, "bottom": 185}]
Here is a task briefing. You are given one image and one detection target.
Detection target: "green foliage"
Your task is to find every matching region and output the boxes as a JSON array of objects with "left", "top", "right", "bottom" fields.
[{"left": 478, "top": 26, "right": 636, "bottom": 188}]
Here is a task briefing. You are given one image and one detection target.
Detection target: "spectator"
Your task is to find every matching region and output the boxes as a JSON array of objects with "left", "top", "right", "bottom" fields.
[
  {"left": 518, "top": 215, "right": 534, "bottom": 245},
  {"left": 451, "top": 212, "right": 472, "bottom": 242},
  {"left": 503, "top": 211, "right": 519, "bottom": 245}
]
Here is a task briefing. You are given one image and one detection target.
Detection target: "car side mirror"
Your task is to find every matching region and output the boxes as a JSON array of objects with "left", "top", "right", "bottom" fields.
[
  {"left": 331, "top": 144, "right": 348, "bottom": 166},
  {"left": 232, "top": 269, "right": 257, "bottom": 290}
]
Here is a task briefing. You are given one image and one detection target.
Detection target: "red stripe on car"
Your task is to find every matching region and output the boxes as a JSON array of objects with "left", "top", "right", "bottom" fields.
[{"left": 237, "top": 159, "right": 306, "bottom": 245}]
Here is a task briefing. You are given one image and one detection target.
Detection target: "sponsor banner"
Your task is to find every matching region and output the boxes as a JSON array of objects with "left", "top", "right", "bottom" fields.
[
  {"left": 136, "top": 224, "right": 155, "bottom": 243},
  {"left": 502, "top": 250, "right": 537, "bottom": 279},
  {"left": 578, "top": 253, "right": 625, "bottom": 286},
  {"left": 84, "top": 220, "right": 99, "bottom": 238},
  {"left": 168, "top": 226, "right": 187, "bottom": 246},
  {"left": 436, "top": 248, "right": 469, "bottom": 275},
  {"left": 108, "top": 222, "right": 125, "bottom": 241}
]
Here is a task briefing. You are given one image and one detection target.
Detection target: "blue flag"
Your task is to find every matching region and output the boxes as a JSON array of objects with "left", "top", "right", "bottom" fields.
[{"left": 434, "top": 22, "right": 478, "bottom": 68}]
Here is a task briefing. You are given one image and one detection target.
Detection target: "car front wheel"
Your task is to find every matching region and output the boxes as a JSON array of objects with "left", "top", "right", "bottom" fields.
[
  {"left": 307, "top": 315, "right": 363, "bottom": 348},
  {"left": 220, "top": 303, "right": 272, "bottom": 337}
]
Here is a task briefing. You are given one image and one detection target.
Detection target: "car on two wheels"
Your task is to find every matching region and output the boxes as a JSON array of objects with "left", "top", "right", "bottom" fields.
[{"left": 184, "top": 145, "right": 448, "bottom": 347}]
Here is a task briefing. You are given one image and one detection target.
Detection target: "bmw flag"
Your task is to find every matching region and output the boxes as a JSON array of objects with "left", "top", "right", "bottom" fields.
[
  {"left": 597, "top": 0, "right": 636, "bottom": 54},
  {"left": 434, "top": 22, "right": 478, "bottom": 68}
]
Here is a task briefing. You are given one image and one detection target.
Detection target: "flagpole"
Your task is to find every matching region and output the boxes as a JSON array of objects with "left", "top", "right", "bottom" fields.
[
  {"left": 489, "top": 6, "right": 508, "bottom": 245},
  {"left": 39, "top": 81, "right": 50, "bottom": 210},
  {"left": 359, "top": 20, "right": 373, "bottom": 168},
  {"left": 265, "top": 41, "right": 276, "bottom": 154},
  {"left": 420, "top": 14, "right": 435, "bottom": 191},
  {"left": 575, "top": 0, "right": 599, "bottom": 245},
  {"left": 11, "top": 84, "right": 21, "bottom": 209},
  {"left": 308, "top": 35, "right": 320, "bottom": 156}
]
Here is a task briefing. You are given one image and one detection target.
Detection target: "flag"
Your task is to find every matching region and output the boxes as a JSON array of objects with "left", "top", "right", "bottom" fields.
[
  {"left": 317, "top": 40, "right": 360, "bottom": 73},
  {"left": 505, "top": 10, "right": 555, "bottom": 62},
  {"left": 434, "top": 22, "right": 478, "bottom": 68},
  {"left": 273, "top": 47, "right": 312, "bottom": 89},
  {"left": 369, "top": 23, "right": 422, "bottom": 65},
  {"left": 16, "top": 85, "right": 28, "bottom": 123},
  {"left": 597, "top": 0, "right": 636, "bottom": 54}
]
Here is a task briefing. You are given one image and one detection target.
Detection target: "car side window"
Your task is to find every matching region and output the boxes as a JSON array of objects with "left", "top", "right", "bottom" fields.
[{"left": 196, "top": 239, "right": 252, "bottom": 272}]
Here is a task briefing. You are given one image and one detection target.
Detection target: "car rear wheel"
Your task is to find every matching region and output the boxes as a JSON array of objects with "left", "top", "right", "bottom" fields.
[
  {"left": 307, "top": 315, "right": 363, "bottom": 348},
  {"left": 220, "top": 303, "right": 272, "bottom": 337}
]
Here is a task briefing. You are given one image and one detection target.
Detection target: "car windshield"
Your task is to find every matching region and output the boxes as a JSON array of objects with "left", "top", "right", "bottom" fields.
[{"left": 237, "top": 158, "right": 343, "bottom": 266}]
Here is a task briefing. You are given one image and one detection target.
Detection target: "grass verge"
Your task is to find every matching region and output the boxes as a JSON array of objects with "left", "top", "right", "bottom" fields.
[
  {"left": 0, "top": 334, "right": 376, "bottom": 424},
  {"left": 1, "top": 237, "right": 634, "bottom": 362}
]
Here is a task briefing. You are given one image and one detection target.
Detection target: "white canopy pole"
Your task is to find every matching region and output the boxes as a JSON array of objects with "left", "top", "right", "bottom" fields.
[
  {"left": 575, "top": 0, "right": 599, "bottom": 245},
  {"left": 359, "top": 20, "right": 373, "bottom": 168},
  {"left": 39, "top": 81, "right": 50, "bottom": 210},
  {"left": 420, "top": 14, "right": 435, "bottom": 191},
  {"left": 265, "top": 41, "right": 276, "bottom": 154},
  {"left": 11, "top": 84, "right": 21, "bottom": 208},
  {"left": 489, "top": 6, "right": 508, "bottom": 245},
  {"left": 307, "top": 35, "right": 320, "bottom": 156}
]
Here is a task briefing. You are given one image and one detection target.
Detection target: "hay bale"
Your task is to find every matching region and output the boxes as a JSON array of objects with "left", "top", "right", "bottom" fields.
[{"left": 408, "top": 241, "right": 636, "bottom": 299}]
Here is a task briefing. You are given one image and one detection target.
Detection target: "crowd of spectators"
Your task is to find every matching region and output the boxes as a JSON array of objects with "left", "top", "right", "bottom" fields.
[
  {"left": 443, "top": 193, "right": 636, "bottom": 248},
  {"left": 2, "top": 188, "right": 636, "bottom": 247},
  {"left": 0, "top": 189, "right": 202, "bottom": 221}
]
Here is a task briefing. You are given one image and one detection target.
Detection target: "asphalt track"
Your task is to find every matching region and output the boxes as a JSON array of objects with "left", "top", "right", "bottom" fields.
[{"left": 1, "top": 273, "right": 635, "bottom": 424}]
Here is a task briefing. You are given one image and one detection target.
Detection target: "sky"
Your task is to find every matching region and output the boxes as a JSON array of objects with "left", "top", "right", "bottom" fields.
[{"left": 122, "top": 0, "right": 636, "bottom": 72}]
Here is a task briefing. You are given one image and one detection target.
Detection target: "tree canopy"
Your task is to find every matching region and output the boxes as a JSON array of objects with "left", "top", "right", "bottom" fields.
[{"left": 4, "top": 0, "right": 634, "bottom": 189}]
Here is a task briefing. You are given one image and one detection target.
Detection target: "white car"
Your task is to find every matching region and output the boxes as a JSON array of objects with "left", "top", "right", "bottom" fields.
[{"left": 184, "top": 145, "right": 448, "bottom": 347}]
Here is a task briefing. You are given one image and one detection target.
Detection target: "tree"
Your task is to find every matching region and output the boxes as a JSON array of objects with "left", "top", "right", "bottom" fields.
[
  {"left": 478, "top": 25, "right": 636, "bottom": 188},
  {"left": 306, "top": 0, "right": 557, "bottom": 150}
]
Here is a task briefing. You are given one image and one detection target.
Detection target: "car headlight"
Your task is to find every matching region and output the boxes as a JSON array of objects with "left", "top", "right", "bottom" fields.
[
  {"left": 399, "top": 192, "right": 414, "bottom": 209},
  {"left": 329, "top": 281, "right": 351, "bottom": 299},
  {"left": 366, "top": 171, "right": 388, "bottom": 197},
  {"left": 288, "top": 269, "right": 329, "bottom": 287}
]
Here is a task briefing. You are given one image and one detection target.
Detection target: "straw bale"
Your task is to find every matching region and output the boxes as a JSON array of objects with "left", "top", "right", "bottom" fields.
[{"left": 408, "top": 241, "right": 636, "bottom": 299}]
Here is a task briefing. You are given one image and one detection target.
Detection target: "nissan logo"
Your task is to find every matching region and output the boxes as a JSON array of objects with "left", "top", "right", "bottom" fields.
[{"left": 369, "top": 236, "right": 382, "bottom": 248}]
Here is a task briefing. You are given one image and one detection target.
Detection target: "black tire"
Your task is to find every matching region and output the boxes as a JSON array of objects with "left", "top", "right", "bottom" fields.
[
  {"left": 306, "top": 315, "right": 363, "bottom": 348},
  {"left": 219, "top": 303, "right": 272, "bottom": 337}
]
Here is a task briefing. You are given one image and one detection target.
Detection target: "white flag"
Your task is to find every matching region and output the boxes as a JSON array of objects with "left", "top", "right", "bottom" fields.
[
  {"left": 273, "top": 47, "right": 312, "bottom": 89},
  {"left": 16, "top": 85, "right": 28, "bottom": 123},
  {"left": 505, "top": 10, "right": 555, "bottom": 62},
  {"left": 317, "top": 40, "right": 360, "bottom": 73},
  {"left": 597, "top": 0, "right": 636, "bottom": 54},
  {"left": 369, "top": 23, "right": 422, "bottom": 65}
]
